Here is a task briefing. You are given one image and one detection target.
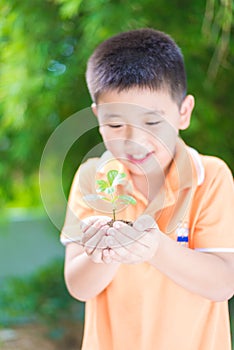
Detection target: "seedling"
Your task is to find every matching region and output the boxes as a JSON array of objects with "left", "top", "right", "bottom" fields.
[{"left": 85, "top": 170, "right": 137, "bottom": 222}]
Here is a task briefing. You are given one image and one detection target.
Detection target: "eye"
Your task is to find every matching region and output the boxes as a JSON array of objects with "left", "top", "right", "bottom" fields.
[
  {"left": 145, "top": 121, "right": 161, "bottom": 126},
  {"left": 107, "top": 124, "right": 124, "bottom": 128}
]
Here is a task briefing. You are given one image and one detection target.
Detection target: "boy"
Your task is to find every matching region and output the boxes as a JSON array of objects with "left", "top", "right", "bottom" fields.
[{"left": 61, "top": 28, "right": 234, "bottom": 349}]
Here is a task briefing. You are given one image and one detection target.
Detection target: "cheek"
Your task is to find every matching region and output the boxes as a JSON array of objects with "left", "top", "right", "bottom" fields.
[
  {"left": 99, "top": 126, "right": 105, "bottom": 137},
  {"left": 152, "top": 122, "right": 178, "bottom": 150},
  {"left": 99, "top": 126, "right": 123, "bottom": 141},
  {"left": 99, "top": 126, "right": 111, "bottom": 143},
  {"left": 99, "top": 127, "right": 124, "bottom": 153}
]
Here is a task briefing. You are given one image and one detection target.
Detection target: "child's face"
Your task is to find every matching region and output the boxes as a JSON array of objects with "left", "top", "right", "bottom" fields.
[{"left": 93, "top": 88, "right": 194, "bottom": 177}]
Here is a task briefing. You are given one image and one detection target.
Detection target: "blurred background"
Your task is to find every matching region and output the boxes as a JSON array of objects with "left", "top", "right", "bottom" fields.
[{"left": 0, "top": 0, "right": 233, "bottom": 349}]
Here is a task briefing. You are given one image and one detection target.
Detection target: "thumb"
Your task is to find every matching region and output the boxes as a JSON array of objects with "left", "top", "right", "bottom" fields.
[
  {"left": 133, "top": 215, "right": 158, "bottom": 231},
  {"left": 80, "top": 215, "right": 111, "bottom": 232}
]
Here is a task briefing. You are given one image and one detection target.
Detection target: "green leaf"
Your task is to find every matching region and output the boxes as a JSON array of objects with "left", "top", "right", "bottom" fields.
[
  {"left": 119, "top": 195, "right": 137, "bottom": 205},
  {"left": 55, "top": 0, "right": 83, "bottom": 19},
  {"left": 107, "top": 170, "right": 119, "bottom": 186},
  {"left": 83, "top": 194, "right": 111, "bottom": 202},
  {"left": 96, "top": 179, "right": 108, "bottom": 192},
  {"left": 98, "top": 196, "right": 111, "bottom": 202},
  {"left": 112, "top": 172, "right": 126, "bottom": 186},
  {"left": 105, "top": 186, "right": 115, "bottom": 194}
]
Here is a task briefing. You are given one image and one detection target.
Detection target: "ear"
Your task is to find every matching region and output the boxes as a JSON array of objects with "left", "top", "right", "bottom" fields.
[
  {"left": 179, "top": 95, "right": 195, "bottom": 130},
  {"left": 91, "top": 102, "right": 104, "bottom": 136},
  {"left": 91, "top": 102, "right": 98, "bottom": 117}
]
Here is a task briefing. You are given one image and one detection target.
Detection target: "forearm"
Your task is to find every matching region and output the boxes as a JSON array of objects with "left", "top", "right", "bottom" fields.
[
  {"left": 149, "top": 232, "right": 234, "bottom": 301},
  {"left": 64, "top": 243, "right": 120, "bottom": 301}
]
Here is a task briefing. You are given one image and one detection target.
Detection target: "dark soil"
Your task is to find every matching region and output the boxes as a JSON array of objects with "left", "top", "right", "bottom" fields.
[{"left": 107, "top": 219, "right": 133, "bottom": 227}]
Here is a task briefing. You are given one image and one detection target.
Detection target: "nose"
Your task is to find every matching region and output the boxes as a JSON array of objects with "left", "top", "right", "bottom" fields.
[
  {"left": 126, "top": 124, "right": 145, "bottom": 139},
  {"left": 125, "top": 125, "right": 148, "bottom": 150}
]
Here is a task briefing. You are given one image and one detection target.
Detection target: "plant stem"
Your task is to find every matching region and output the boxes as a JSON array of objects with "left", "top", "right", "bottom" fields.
[{"left": 110, "top": 192, "right": 116, "bottom": 221}]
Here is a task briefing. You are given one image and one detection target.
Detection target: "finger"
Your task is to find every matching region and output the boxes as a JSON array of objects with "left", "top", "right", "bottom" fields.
[
  {"left": 82, "top": 223, "right": 109, "bottom": 245},
  {"left": 107, "top": 229, "right": 144, "bottom": 259},
  {"left": 91, "top": 235, "right": 115, "bottom": 263},
  {"left": 110, "top": 223, "right": 149, "bottom": 247},
  {"left": 133, "top": 215, "right": 158, "bottom": 232},
  {"left": 85, "top": 235, "right": 109, "bottom": 260},
  {"left": 108, "top": 233, "right": 150, "bottom": 261},
  {"left": 84, "top": 226, "right": 109, "bottom": 251},
  {"left": 80, "top": 216, "right": 112, "bottom": 233},
  {"left": 102, "top": 248, "right": 113, "bottom": 264},
  {"left": 102, "top": 232, "right": 133, "bottom": 258},
  {"left": 90, "top": 248, "right": 103, "bottom": 263},
  {"left": 108, "top": 228, "right": 154, "bottom": 263},
  {"left": 107, "top": 227, "right": 135, "bottom": 248},
  {"left": 112, "top": 222, "right": 141, "bottom": 243},
  {"left": 80, "top": 216, "right": 98, "bottom": 232}
]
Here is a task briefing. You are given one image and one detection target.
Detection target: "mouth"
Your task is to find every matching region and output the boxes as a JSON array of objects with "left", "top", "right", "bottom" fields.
[{"left": 127, "top": 151, "right": 154, "bottom": 164}]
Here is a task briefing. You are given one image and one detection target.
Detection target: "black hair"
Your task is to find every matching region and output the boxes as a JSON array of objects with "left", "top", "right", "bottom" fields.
[{"left": 86, "top": 28, "right": 187, "bottom": 106}]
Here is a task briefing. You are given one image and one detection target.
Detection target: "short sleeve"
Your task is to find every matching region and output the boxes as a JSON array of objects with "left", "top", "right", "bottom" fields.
[{"left": 191, "top": 157, "right": 234, "bottom": 252}]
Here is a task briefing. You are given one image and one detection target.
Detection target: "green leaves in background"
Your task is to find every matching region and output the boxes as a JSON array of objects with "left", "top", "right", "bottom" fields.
[
  {"left": 0, "top": 0, "right": 233, "bottom": 208},
  {"left": 0, "top": 259, "right": 84, "bottom": 326}
]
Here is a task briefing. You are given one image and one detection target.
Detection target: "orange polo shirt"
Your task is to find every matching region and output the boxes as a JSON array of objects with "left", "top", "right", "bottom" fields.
[{"left": 61, "top": 138, "right": 234, "bottom": 350}]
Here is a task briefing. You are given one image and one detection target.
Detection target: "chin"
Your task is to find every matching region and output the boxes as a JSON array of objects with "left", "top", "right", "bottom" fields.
[{"left": 122, "top": 160, "right": 153, "bottom": 176}]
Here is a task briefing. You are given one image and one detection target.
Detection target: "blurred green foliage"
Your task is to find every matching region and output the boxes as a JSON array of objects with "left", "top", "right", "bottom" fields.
[
  {"left": 0, "top": 259, "right": 84, "bottom": 327},
  {"left": 0, "top": 0, "right": 233, "bottom": 208}
]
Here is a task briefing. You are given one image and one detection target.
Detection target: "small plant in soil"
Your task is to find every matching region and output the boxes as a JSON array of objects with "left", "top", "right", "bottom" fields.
[{"left": 85, "top": 170, "right": 136, "bottom": 225}]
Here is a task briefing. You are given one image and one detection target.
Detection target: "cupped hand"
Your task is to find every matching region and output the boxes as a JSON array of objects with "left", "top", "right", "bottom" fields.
[
  {"left": 105, "top": 215, "right": 161, "bottom": 264},
  {"left": 80, "top": 215, "right": 112, "bottom": 263}
]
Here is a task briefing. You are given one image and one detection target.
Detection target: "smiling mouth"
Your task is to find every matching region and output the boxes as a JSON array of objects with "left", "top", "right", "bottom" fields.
[{"left": 127, "top": 151, "right": 154, "bottom": 164}]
